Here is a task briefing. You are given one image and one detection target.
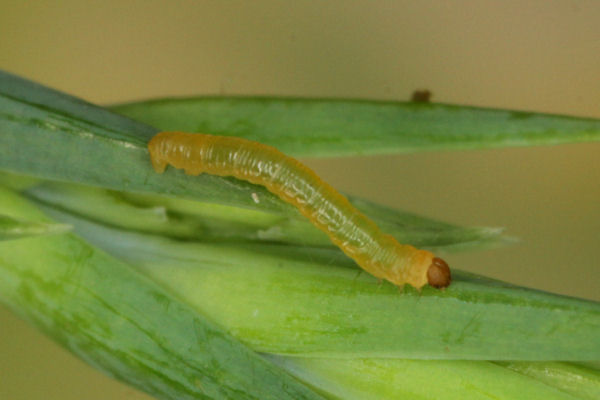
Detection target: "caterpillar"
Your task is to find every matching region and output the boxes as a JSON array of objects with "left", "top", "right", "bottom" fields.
[{"left": 148, "top": 132, "right": 451, "bottom": 290}]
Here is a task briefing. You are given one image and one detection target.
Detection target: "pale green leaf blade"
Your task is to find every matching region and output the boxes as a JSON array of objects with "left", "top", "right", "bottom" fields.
[
  {"left": 111, "top": 96, "right": 600, "bottom": 157},
  {"left": 0, "top": 186, "right": 326, "bottom": 400},
  {"left": 271, "top": 357, "right": 595, "bottom": 400},
  {"left": 0, "top": 214, "right": 70, "bottom": 241},
  {"left": 39, "top": 201, "right": 600, "bottom": 361},
  {"left": 495, "top": 362, "right": 600, "bottom": 400},
  {"left": 24, "top": 180, "right": 506, "bottom": 251}
]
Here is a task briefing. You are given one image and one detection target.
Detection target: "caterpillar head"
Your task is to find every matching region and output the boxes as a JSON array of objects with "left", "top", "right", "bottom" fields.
[{"left": 427, "top": 257, "right": 451, "bottom": 289}]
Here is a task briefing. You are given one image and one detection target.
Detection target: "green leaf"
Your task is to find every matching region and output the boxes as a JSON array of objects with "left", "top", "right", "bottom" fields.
[
  {"left": 0, "top": 186, "right": 325, "bottom": 400},
  {"left": 495, "top": 362, "right": 600, "bottom": 400},
  {"left": 0, "top": 170, "right": 40, "bottom": 190},
  {"left": 37, "top": 200, "right": 600, "bottom": 361},
  {"left": 8, "top": 184, "right": 596, "bottom": 399},
  {"left": 0, "top": 213, "right": 70, "bottom": 241},
  {"left": 0, "top": 71, "right": 503, "bottom": 250},
  {"left": 24, "top": 180, "right": 506, "bottom": 251},
  {"left": 271, "top": 357, "right": 597, "bottom": 400},
  {"left": 111, "top": 96, "right": 600, "bottom": 157}
]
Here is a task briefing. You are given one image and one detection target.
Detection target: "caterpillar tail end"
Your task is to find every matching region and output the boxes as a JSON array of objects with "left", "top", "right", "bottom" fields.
[
  {"left": 427, "top": 257, "right": 451, "bottom": 288},
  {"left": 147, "top": 136, "right": 168, "bottom": 173}
]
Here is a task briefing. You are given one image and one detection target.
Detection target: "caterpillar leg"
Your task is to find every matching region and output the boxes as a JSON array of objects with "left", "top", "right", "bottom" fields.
[{"left": 150, "top": 157, "right": 168, "bottom": 173}]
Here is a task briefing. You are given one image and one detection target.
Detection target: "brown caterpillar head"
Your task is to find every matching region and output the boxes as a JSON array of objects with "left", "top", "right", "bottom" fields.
[{"left": 427, "top": 257, "right": 451, "bottom": 288}]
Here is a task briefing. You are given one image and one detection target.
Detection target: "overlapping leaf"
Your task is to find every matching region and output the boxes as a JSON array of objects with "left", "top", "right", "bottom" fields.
[{"left": 1, "top": 70, "right": 599, "bottom": 399}]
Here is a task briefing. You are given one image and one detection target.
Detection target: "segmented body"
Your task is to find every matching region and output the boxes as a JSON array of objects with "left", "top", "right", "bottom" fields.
[{"left": 148, "top": 132, "right": 450, "bottom": 289}]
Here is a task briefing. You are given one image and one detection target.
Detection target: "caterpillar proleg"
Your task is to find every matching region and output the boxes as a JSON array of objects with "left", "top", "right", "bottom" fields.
[{"left": 148, "top": 132, "right": 451, "bottom": 289}]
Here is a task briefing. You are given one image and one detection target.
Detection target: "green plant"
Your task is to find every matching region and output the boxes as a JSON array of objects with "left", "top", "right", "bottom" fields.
[{"left": 1, "top": 70, "right": 599, "bottom": 399}]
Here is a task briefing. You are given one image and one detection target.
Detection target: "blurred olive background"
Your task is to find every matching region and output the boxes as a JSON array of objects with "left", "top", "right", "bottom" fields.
[{"left": 0, "top": 1, "right": 598, "bottom": 399}]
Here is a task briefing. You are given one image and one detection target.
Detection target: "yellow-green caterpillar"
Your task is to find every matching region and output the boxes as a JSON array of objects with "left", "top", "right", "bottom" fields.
[{"left": 148, "top": 132, "right": 451, "bottom": 289}]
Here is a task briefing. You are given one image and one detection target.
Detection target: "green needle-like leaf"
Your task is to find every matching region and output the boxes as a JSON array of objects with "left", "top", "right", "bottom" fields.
[
  {"left": 271, "top": 357, "right": 596, "bottom": 400},
  {"left": 24, "top": 180, "right": 505, "bottom": 251},
  {"left": 111, "top": 96, "right": 600, "bottom": 157},
  {"left": 495, "top": 362, "right": 600, "bottom": 400}
]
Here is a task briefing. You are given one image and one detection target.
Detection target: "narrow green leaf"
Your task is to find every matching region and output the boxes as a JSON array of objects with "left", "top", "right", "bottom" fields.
[
  {"left": 24, "top": 180, "right": 506, "bottom": 251},
  {"left": 271, "top": 357, "right": 591, "bottom": 400},
  {"left": 0, "top": 170, "right": 40, "bottom": 190},
  {"left": 111, "top": 96, "right": 600, "bottom": 157},
  {"left": 0, "top": 70, "right": 275, "bottom": 212},
  {"left": 0, "top": 71, "right": 503, "bottom": 250},
  {"left": 39, "top": 201, "right": 600, "bottom": 361},
  {"left": 495, "top": 362, "right": 600, "bottom": 400},
  {"left": 0, "top": 186, "right": 326, "bottom": 400},
  {"left": 0, "top": 213, "right": 70, "bottom": 240}
]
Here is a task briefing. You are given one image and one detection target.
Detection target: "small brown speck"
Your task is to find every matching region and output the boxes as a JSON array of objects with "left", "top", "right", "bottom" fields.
[{"left": 411, "top": 90, "right": 432, "bottom": 103}]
